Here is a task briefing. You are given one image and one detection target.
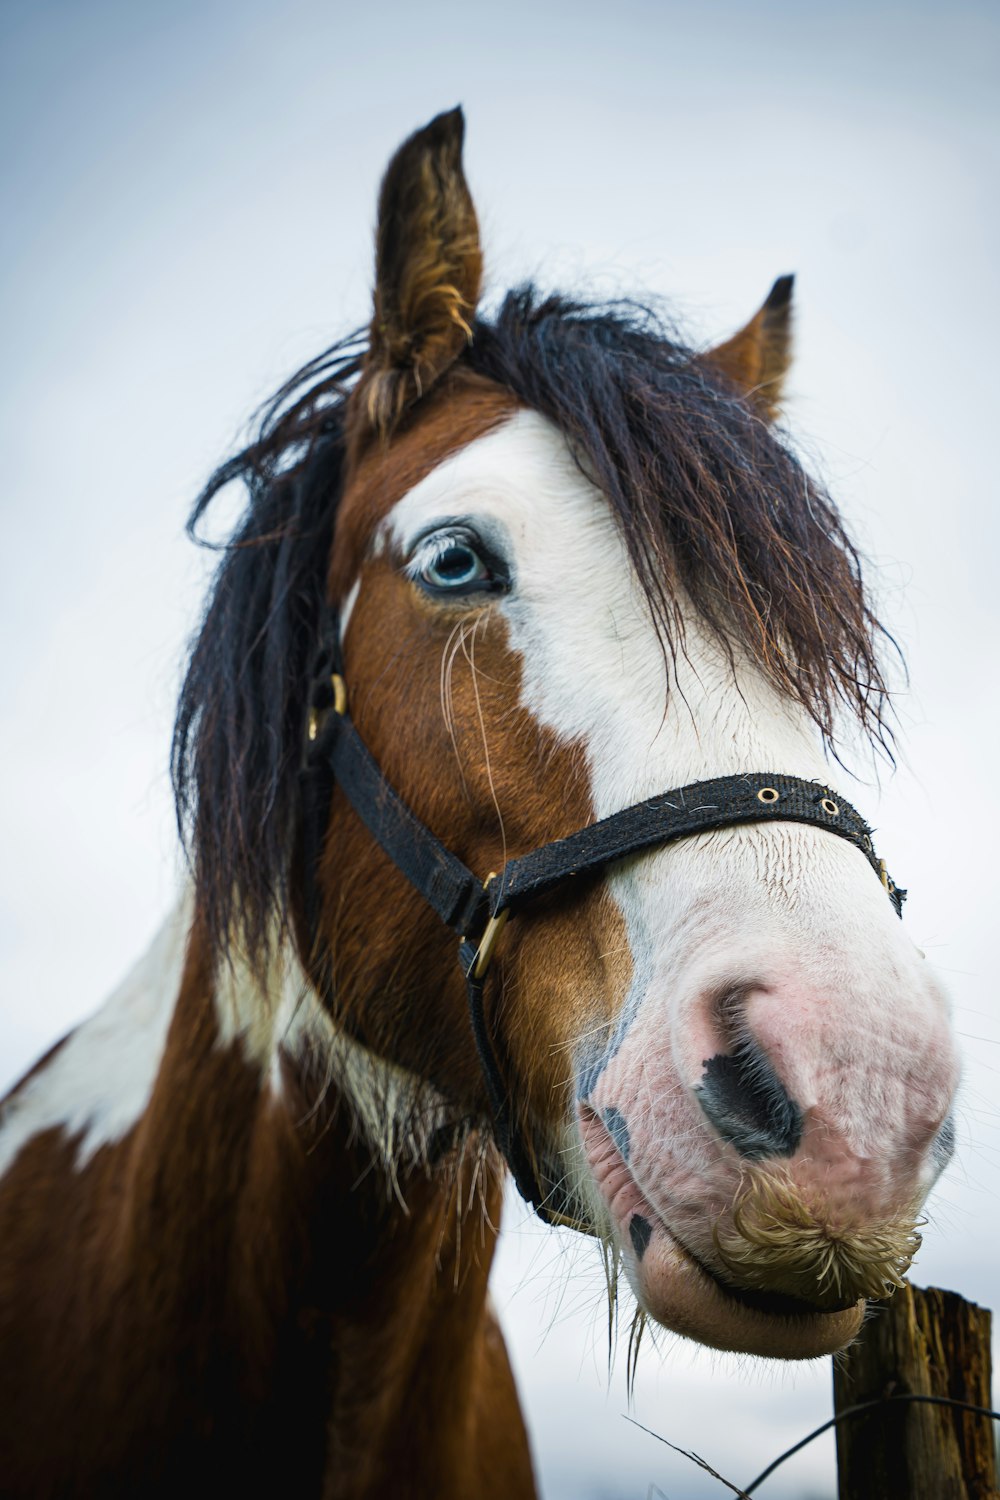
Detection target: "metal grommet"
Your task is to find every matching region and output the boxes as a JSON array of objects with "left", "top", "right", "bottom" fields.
[
  {"left": 820, "top": 797, "right": 839, "bottom": 816},
  {"left": 757, "top": 786, "right": 780, "bottom": 804}
]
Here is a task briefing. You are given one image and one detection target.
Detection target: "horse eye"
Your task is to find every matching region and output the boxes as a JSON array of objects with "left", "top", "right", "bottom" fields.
[{"left": 418, "top": 539, "right": 496, "bottom": 595}]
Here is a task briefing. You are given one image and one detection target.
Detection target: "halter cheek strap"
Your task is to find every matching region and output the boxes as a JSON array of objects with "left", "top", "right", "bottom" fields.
[{"left": 300, "top": 647, "right": 905, "bottom": 1228}]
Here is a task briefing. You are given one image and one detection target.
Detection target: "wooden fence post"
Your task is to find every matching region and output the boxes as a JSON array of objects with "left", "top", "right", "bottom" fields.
[{"left": 833, "top": 1284, "right": 998, "bottom": 1500}]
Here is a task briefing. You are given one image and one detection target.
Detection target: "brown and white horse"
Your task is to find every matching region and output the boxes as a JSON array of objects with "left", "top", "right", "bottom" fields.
[{"left": 0, "top": 109, "right": 959, "bottom": 1498}]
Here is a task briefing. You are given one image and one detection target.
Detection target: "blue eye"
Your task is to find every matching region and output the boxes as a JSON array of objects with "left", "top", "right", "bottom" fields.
[
  {"left": 422, "top": 542, "right": 490, "bottom": 590},
  {"left": 412, "top": 529, "right": 509, "bottom": 598}
]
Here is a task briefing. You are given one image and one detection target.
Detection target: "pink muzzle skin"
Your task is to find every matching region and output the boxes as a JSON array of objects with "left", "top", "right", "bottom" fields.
[
  {"left": 574, "top": 951, "right": 959, "bottom": 1358},
  {"left": 578, "top": 1101, "right": 867, "bottom": 1358}
]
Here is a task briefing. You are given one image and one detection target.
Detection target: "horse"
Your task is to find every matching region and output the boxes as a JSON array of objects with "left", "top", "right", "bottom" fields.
[{"left": 0, "top": 107, "right": 959, "bottom": 1499}]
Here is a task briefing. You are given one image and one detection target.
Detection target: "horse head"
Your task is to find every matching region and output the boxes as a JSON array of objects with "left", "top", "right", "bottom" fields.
[{"left": 176, "top": 108, "right": 959, "bottom": 1364}]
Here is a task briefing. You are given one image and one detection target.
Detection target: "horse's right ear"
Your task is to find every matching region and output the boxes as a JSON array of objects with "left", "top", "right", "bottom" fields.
[
  {"left": 698, "top": 275, "right": 795, "bottom": 422},
  {"left": 352, "top": 107, "right": 483, "bottom": 446}
]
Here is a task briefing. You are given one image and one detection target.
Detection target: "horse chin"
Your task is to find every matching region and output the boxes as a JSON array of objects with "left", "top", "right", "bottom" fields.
[
  {"left": 577, "top": 1106, "right": 865, "bottom": 1359},
  {"left": 619, "top": 1198, "right": 865, "bottom": 1359}
]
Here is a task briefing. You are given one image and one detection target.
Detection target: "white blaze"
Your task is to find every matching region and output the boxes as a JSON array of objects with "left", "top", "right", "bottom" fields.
[{"left": 385, "top": 411, "right": 942, "bottom": 1183}]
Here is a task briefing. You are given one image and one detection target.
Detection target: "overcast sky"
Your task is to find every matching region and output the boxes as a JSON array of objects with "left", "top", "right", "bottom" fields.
[{"left": 2, "top": 3, "right": 998, "bottom": 1496}]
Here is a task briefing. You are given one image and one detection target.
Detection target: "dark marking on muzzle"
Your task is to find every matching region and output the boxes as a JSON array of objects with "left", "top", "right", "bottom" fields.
[
  {"left": 603, "top": 1106, "right": 630, "bottom": 1163},
  {"left": 629, "top": 1214, "right": 652, "bottom": 1261},
  {"left": 696, "top": 1038, "right": 802, "bottom": 1160},
  {"left": 933, "top": 1113, "right": 956, "bottom": 1169},
  {"left": 576, "top": 956, "right": 652, "bottom": 1100}
]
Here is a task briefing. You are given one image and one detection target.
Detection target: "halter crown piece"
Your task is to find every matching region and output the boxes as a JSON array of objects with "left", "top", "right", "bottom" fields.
[{"left": 300, "top": 612, "right": 905, "bottom": 1229}]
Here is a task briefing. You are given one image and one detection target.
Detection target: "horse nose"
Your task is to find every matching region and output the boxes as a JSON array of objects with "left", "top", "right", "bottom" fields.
[
  {"left": 689, "top": 973, "right": 957, "bottom": 1185},
  {"left": 687, "top": 986, "right": 939, "bottom": 1312}
]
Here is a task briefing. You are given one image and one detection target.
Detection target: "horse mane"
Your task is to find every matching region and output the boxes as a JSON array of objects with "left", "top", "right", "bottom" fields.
[
  {"left": 172, "top": 288, "right": 895, "bottom": 974},
  {"left": 171, "top": 332, "right": 364, "bottom": 974}
]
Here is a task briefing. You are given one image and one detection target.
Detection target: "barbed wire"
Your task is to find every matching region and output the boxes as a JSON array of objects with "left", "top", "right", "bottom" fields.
[{"left": 625, "top": 1390, "right": 1000, "bottom": 1498}]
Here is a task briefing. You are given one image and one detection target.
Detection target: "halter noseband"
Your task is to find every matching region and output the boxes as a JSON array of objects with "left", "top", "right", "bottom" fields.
[{"left": 300, "top": 625, "right": 904, "bottom": 1229}]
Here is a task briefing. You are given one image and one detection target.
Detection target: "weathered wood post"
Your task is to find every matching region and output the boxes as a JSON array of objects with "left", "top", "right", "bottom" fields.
[{"left": 833, "top": 1284, "right": 998, "bottom": 1499}]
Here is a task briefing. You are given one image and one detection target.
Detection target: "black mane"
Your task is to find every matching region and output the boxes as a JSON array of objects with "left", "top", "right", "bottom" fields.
[{"left": 172, "top": 290, "right": 894, "bottom": 970}]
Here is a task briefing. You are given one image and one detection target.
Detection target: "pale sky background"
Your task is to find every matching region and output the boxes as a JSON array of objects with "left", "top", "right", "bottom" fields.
[{"left": 1, "top": 2, "right": 998, "bottom": 1496}]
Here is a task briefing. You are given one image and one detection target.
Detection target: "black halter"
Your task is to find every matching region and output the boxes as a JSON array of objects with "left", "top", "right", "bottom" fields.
[{"left": 300, "top": 626, "right": 905, "bottom": 1228}]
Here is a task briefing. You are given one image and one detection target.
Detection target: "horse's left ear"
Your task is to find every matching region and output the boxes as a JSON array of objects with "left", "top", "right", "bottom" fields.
[
  {"left": 353, "top": 106, "right": 483, "bottom": 443},
  {"left": 698, "top": 275, "right": 794, "bottom": 421}
]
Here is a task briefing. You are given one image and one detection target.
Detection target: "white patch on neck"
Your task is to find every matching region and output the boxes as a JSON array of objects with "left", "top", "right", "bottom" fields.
[
  {"left": 219, "top": 933, "right": 456, "bottom": 1194},
  {"left": 0, "top": 894, "right": 192, "bottom": 1180},
  {"left": 0, "top": 884, "right": 449, "bottom": 1195}
]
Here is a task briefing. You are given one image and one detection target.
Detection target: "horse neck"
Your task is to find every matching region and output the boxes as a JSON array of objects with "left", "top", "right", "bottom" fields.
[
  {"left": 170, "top": 894, "right": 509, "bottom": 1368},
  {"left": 157, "top": 906, "right": 514, "bottom": 1484},
  {"left": 1, "top": 897, "right": 522, "bottom": 1495}
]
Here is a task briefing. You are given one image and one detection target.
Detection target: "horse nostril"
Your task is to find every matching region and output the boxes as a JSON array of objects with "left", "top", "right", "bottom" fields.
[{"left": 695, "top": 1036, "right": 802, "bottom": 1160}]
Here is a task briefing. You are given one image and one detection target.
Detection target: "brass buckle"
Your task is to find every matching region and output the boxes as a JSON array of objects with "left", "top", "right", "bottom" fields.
[
  {"left": 308, "top": 672, "right": 348, "bottom": 741},
  {"left": 472, "top": 873, "right": 509, "bottom": 980}
]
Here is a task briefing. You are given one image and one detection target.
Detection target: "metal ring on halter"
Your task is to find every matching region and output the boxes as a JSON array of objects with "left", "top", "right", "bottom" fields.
[{"left": 308, "top": 673, "right": 349, "bottom": 741}]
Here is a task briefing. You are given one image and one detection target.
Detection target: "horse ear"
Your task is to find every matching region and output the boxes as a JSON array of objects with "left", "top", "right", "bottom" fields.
[
  {"left": 699, "top": 275, "right": 794, "bottom": 421},
  {"left": 354, "top": 107, "right": 483, "bottom": 442}
]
